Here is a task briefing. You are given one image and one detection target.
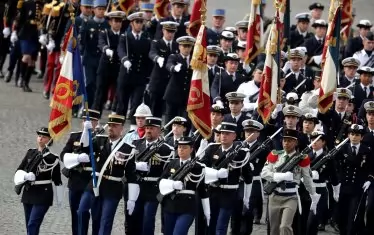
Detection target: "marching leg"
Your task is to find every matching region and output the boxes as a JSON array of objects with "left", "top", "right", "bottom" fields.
[
  {"left": 26, "top": 204, "right": 50, "bottom": 235},
  {"left": 77, "top": 191, "right": 94, "bottom": 235},
  {"left": 98, "top": 197, "right": 120, "bottom": 235}
]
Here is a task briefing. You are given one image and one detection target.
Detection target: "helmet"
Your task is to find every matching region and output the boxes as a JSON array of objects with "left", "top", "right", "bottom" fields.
[{"left": 134, "top": 103, "right": 152, "bottom": 117}]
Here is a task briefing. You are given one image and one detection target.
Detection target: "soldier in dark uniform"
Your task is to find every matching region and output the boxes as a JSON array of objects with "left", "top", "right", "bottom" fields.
[
  {"left": 339, "top": 57, "right": 360, "bottom": 88},
  {"left": 217, "top": 30, "right": 235, "bottom": 66},
  {"left": 64, "top": 0, "right": 93, "bottom": 43},
  {"left": 60, "top": 109, "right": 100, "bottom": 235},
  {"left": 223, "top": 92, "right": 252, "bottom": 141},
  {"left": 154, "top": 0, "right": 189, "bottom": 40},
  {"left": 235, "top": 41, "right": 253, "bottom": 80},
  {"left": 206, "top": 45, "right": 223, "bottom": 88},
  {"left": 308, "top": 2, "right": 324, "bottom": 26},
  {"left": 165, "top": 116, "right": 188, "bottom": 148},
  {"left": 158, "top": 136, "right": 210, "bottom": 235},
  {"left": 80, "top": 0, "right": 109, "bottom": 107},
  {"left": 42, "top": 0, "right": 75, "bottom": 99},
  {"left": 335, "top": 124, "right": 374, "bottom": 235},
  {"left": 14, "top": 127, "right": 63, "bottom": 235},
  {"left": 0, "top": 0, "right": 10, "bottom": 78},
  {"left": 283, "top": 48, "right": 313, "bottom": 95},
  {"left": 318, "top": 88, "right": 354, "bottom": 149},
  {"left": 202, "top": 122, "right": 253, "bottom": 235},
  {"left": 306, "top": 131, "right": 340, "bottom": 234},
  {"left": 148, "top": 21, "right": 179, "bottom": 118},
  {"left": 231, "top": 119, "right": 271, "bottom": 234},
  {"left": 164, "top": 35, "right": 195, "bottom": 124},
  {"left": 351, "top": 66, "right": 374, "bottom": 113},
  {"left": 116, "top": 11, "right": 152, "bottom": 125},
  {"left": 290, "top": 13, "right": 313, "bottom": 49},
  {"left": 92, "top": 11, "right": 126, "bottom": 116},
  {"left": 211, "top": 53, "right": 246, "bottom": 107},
  {"left": 206, "top": 9, "right": 226, "bottom": 46},
  {"left": 126, "top": 117, "right": 174, "bottom": 235},
  {"left": 12, "top": 0, "right": 45, "bottom": 92},
  {"left": 302, "top": 19, "right": 327, "bottom": 69},
  {"left": 362, "top": 101, "right": 374, "bottom": 235},
  {"left": 344, "top": 19, "right": 372, "bottom": 58},
  {"left": 92, "top": 114, "right": 139, "bottom": 235}
]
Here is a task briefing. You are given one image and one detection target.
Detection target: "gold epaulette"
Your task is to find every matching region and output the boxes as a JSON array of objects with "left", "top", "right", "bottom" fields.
[
  {"left": 17, "top": 0, "right": 24, "bottom": 9},
  {"left": 52, "top": 2, "right": 65, "bottom": 17}
]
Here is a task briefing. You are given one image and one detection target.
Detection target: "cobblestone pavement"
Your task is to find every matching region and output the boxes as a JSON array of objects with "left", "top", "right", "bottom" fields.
[{"left": 2, "top": 0, "right": 374, "bottom": 234}]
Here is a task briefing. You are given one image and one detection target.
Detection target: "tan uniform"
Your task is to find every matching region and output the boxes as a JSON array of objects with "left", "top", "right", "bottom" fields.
[{"left": 261, "top": 150, "right": 315, "bottom": 235}]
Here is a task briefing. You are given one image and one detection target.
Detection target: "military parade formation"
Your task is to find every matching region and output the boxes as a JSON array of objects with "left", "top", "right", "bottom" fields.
[{"left": 4, "top": 0, "right": 374, "bottom": 234}]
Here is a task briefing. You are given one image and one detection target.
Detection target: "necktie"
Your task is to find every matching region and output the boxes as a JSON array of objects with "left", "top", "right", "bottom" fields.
[
  {"left": 136, "top": 34, "right": 139, "bottom": 40},
  {"left": 339, "top": 113, "right": 342, "bottom": 120},
  {"left": 300, "top": 69, "right": 305, "bottom": 75},
  {"left": 183, "top": 57, "right": 188, "bottom": 67},
  {"left": 364, "top": 87, "right": 368, "bottom": 97},
  {"left": 176, "top": 18, "right": 180, "bottom": 24},
  {"left": 313, "top": 152, "right": 317, "bottom": 159},
  {"left": 181, "top": 161, "right": 184, "bottom": 166},
  {"left": 232, "top": 116, "right": 236, "bottom": 123},
  {"left": 318, "top": 39, "right": 323, "bottom": 45},
  {"left": 352, "top": 146, "right": 357, "bottom": 156},
  {"left": 167, "top": 42, "right": 171, "bottom": 51}
]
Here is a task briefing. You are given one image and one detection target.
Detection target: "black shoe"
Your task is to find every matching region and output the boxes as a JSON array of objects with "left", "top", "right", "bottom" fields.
[
  {"left": 0, "top": 71, "right": 4, "bottom": 78},
  {"left": 32, "top": 69, "right": 38, "bottom": 75},
  {"left": 23, "top": 85, "right": 32, "bottom": 92},
  {"left": 37, "top": 73, "right": 44, "bottom": 79},
  {"left": 318, "top": 224, "right": 325, "bottom": 231},
  {"left": 42, "top": 91, "right": 49, "bottom": 99},
  {"left": 254, "top": 219, "right": 261, "bottom": 224},
  {"left": 4, "top": 72, "right": 12, "bottom": 83}
]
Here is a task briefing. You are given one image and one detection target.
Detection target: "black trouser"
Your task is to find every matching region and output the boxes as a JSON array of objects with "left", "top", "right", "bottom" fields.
[
  {"left": 149, "top": 91, "right": 165, "bottom": 118},
  {"left": 116, "top": 82, "right": 145, "bottom": 124},
  {"left": 338, "top": 191, "right": 367, "bottom": 235},
  {"left": 39, "top": 46, "right": 47, "bottom": 76},
  {"left": 93, "top": 65, "right": 119, "bottom": 116},
  {"left": 366, "top": 187, "right": 374, "bottom": 235},
  {"left": 306, "top": 186, "right": 329, "bottom": 235},
  {"left": 250, "top": 179, "right": 264, "bottom": 221},
  {"left": 7, "top": 41, "right": 21, "bottom": 82},
  {"left": 195, "top": 194, "right": 208, "bottom": 235}
]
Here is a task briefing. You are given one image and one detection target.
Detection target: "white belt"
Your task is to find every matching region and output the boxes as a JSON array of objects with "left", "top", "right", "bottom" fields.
[
  {"left": 314, "top": 182, "right": 327, "bottom": 187},
  {"left": 219, "top": 184, "right": 239, "bottom": 189},
  {"left": 31, "top": 180, "right": 52, "bottom": 185},
  {"left": 275, "top": 187, "right": 297, "bottom": 193},
  {"left": 253, "top": 176, "right": 262, "bottom": 181},
  {"left": 143, "top": 177, "right": 158, "bottom": 182},
  {"left": 102, "top": 175, "right": 122, "bottom": 182},
  {"left": 83, "top": 167, "right": 92, "bottom": 171},
  {"left": 177, "top": 190, "right": 195, "bottom": 195}
]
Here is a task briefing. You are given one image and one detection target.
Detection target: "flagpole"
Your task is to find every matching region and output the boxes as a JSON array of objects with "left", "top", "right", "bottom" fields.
[
  {"left": 68, "top": 5, "right": 99, "bottom": 196},
  {"left": 275, "top": 2, "right": 282, "bottom": 104}
]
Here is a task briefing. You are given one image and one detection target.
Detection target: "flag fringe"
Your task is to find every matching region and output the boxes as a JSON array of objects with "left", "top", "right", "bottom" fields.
[
  {"left": 73, "top": 95, "right": 83, "bottom": 105},
  {"left": 50, "top": 100, "right": 72, "bottom": 114},
  {"left": 318, "top": 90, "right": 335, "bottom": 113},
  {"left": 48, "top": 110, "right": 72, "bottom": 141},
  {"left": 188, "top": 112, "right": 212, "bottom": 139},
  {"left": 191, "top": 59, "right": 207, "bottom": 71},
  {"left": 187, "top": 19, "right": 201, "bottom": 37}
]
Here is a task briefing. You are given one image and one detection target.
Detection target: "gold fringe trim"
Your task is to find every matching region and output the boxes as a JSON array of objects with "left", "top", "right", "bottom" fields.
[
  {"left": 48, "top": 110, "right": 72, "bottom": 141},
  {"left": 317, "top": 90, "right": 335, "bottom": 114},
  {"left": 188, "top": 112, "right": 212, "bottom": 139},
  {"left": 73, "top": 95, "right": 83, "bottom": 105},
  {"left": 50, "top": 100, "right": 71, "bottom": 114}
]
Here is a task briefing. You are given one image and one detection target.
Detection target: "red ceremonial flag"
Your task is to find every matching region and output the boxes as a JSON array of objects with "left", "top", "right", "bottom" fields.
[
  {"left": 340, "top": 0, "right": 353, "bottom": 45},
  {"left": 187, "top": 24, "right": 212, "bottom": 139},
  {"left": 257, "top": 12, "right": 283, "bottom": 123},
  {"left": 187, "top": 0, "right": 203, "bottom": 38},
  {"left": 154, "top": 0, "right": 170, "bottom": 19},
  {"left": 318, "top": 1, "right": 341, "bottom": 113},
  {"left": 244, "top": 0, "right": 263, "bottom": 64}
]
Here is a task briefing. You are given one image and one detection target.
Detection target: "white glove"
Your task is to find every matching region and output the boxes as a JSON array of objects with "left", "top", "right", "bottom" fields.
[
  {"left": 10, "top": 32, "right": 18, "bottom": 43},
  {"left": 271, "top": 104, "right": 283, "bottom": 119},
  {"left": 273, "top": 171, "right": 293, "bottom": 182},
  {"left": 313, "top": 55, "right": 322, "bottom": 65},
  {"left": 332, "top": 183, "right": 340, "bottom": 202},
  {"left": 310, "top": 193, "right": 321, "bottom": 215},
  {"left": 38, "top": 34, "right": 48, "bottom": 45},
  {"left": 135, "top": 162, "right": 149, "bottom": 172},
  {"left": 56, "top": 185, "right": 64, "bottom": 209},
  {"left": 77, "top": 153, "right": 90, "bottom": 163},
  {"left": 3, "top": 27, "right": 11, "bottom": 38},
  {"left": 363, "top": 181, "right": 371, "bottom": 192},
  {"left": 216, "top": 168, "right": 229, "bottom": 179},
  {"left": 201, "top": 198, "right": 210, "bottom": 226},
  {"left": 243, "top": 63, "right": 251, "bottom": 73},
  {"left": 172, "top": 180, "right": 184, "bottom": 190},
  {"left": 243, "top": 183, "right": 252, "bottom": 209},
  {"left": 59, "top": 55, "right": 64, "bottom": 64},
  {"left": 157, "top": 57, "right": 164, "bottom": 68},
  {"left": 46, "top": 40, "right": 55, "bottom": 52},
  {"left": 174, "top": 63, "right": 182, "bottom": 72},
  {"left": 105, "top": 49, "right": 113, "bottom": 58},
  {"left": 83, "top": 120, "right": 93, "bottom": 130},
  {"left": 24, "top": 172, "right": 36, "bottom": 181},
  {"left": 126, "top": 200, "right": 136, "bottom": 215},
  {"left": 124, "top": 60, "right": 132, "bottom": 70},
  {"left": 312, "top": 170, "right": 319, "bottom": 180}
]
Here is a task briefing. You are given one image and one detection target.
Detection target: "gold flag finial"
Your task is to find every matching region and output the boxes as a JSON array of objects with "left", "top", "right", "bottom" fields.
[{"left": 200, "top": 0, "right": 207, "bottom": 26}]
